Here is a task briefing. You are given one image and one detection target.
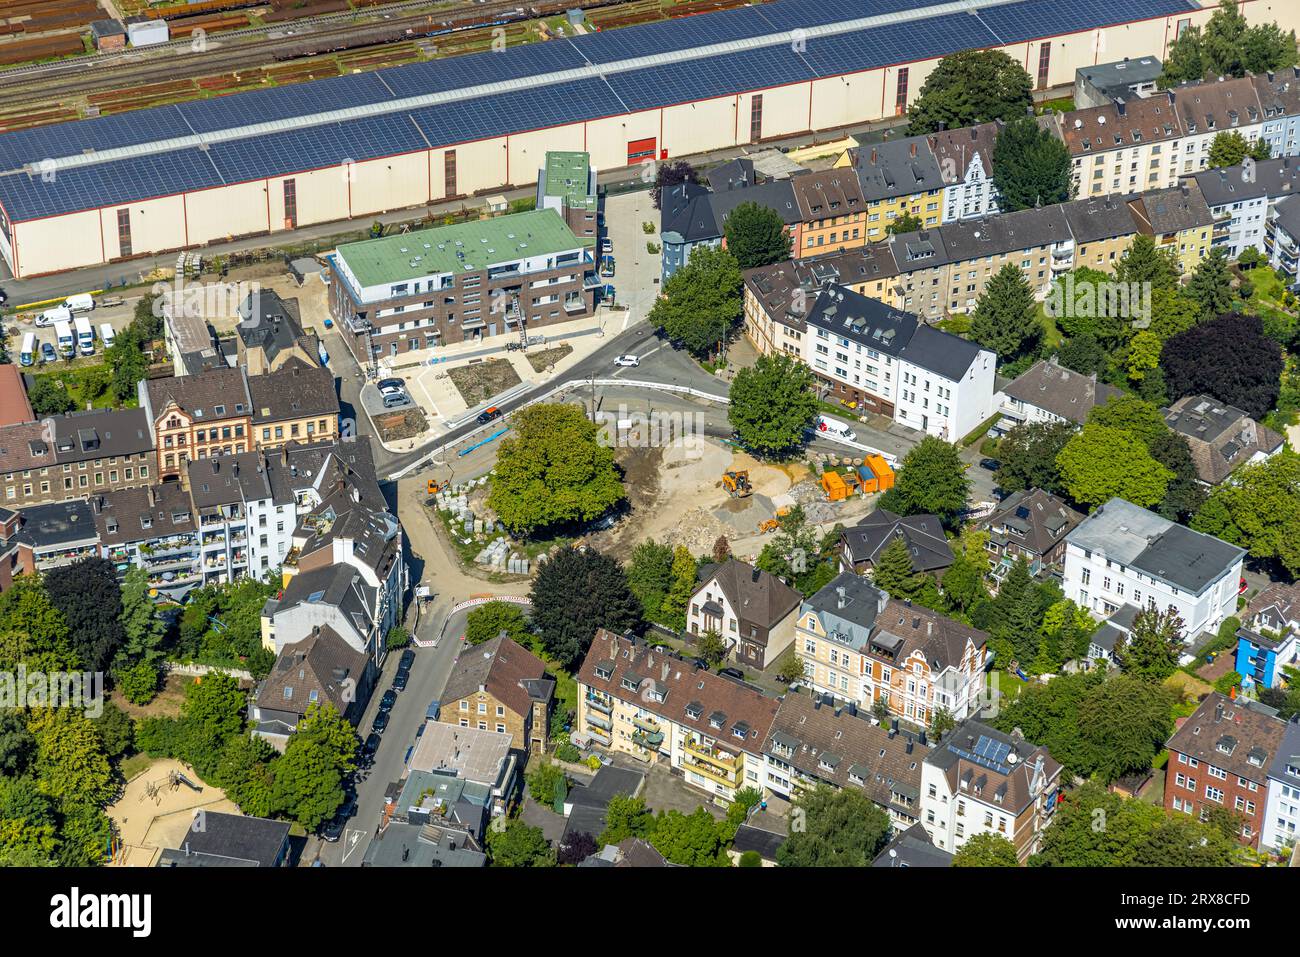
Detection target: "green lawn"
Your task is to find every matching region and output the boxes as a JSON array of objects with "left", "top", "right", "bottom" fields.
[{"left": 32, "top": 363, "right": 133, "bottom": 411}]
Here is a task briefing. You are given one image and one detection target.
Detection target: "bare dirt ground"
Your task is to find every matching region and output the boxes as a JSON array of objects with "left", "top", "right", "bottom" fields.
[
  {"left": 447, "top": 357, "right": 523, "bottom": 406},
  {"left": 106, "top": 757, "right": 240, "bottom": 867},
  {"left": 109, "top": 672, "right": 191, "bottom": 721},
  {"left": 526, "top": 343, "right": 573, "bottom": 373},
  {"left": 377, "top": 406, "right": 429, "bottom": 442}
]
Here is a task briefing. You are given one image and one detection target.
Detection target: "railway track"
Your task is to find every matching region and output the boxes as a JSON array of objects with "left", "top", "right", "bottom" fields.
[{"left": 0, "top": 0, "right": 628, "bottom": 108}]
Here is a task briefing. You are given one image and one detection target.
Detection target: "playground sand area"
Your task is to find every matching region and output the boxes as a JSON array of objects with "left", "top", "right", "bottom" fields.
[{"left": 106, "top": 757, "right": 240, "bottom": 866}]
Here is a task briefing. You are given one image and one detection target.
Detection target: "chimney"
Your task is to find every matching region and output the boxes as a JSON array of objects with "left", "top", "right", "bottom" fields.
[
  {"left": 147, "top": 485, "right": 155, "bottom": 507},
  {"left": 870, "top": 147, "right": 878, "bottom": 164},
  {"left": 887, "top": 725, "right": 897, "bottom": 739},
  {"left": 212, "top": 459, "right": 219, "bottom": 474},
  {"left": 927, "top": 621, "right": 932, "bottom": 636},
  {"left": 906, "top": 738, "right": 914, "bottom": 754},
  {"left": 891, "top": 717, "right": 899, "bottom": 733},
  {"left": 1215, "top": 701, "right": 1224, "bottom": 723},
  {"left": 281, "top": 445, "right": 289, "bottom": 467},
  {"left": 909, "top": 142, "right": 917, "bottom": 157},
  {"left": 919, "top": 731, "right": 928, "bottom": 746}
]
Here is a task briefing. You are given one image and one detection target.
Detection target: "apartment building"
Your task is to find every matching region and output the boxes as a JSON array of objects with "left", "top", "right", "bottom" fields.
[
  {"left": 330, "top": 209, "right": 596, "bottom": 362},
  {"left": 659, "top": 177, "right": 801, "bottom": 282},
  {"left": 0, "top": 408, "right": 154, "bottom": 509},
  {"left": 249, "top": 358, "right": 339, "bottom": 450},
  {"left": 928, "top": 122, "right": 1002, "bottom": 223},
  {"left": 840, "top": 136, "right": 947, "bottom": 241},
  {"left": 1235, "top": 583, "right": 1300, "bottom": 694},
  {"left": 1058, "top": 94, "right": 1186, "bottom": 198},
  {"left": 686, "top": 558, "right": 802, "bottom": 670},
  {"left": 236, "top": 289, "right": 320, "bottom": 376},
  {"left": 994, "top": 356, "right": 1124, "bottom": 434},
  {"left": 1061, "top": 497, "right": 1245, "bottom": 639},
  {"left": 576, "top": 629, "right": 779, "bottom": 804},
  {"left": 140, "top": 368, "right": 253, "bottom": 483},
  {"left": 789, "top": 169, "right": 868, "bottom": 258},
  {"left": 1191, "top": 157, "right": 1300, "bottom": 259},
  {"left": 1059, "top": 193, "right": 1143, "bottom": 272},
  {"left": 762, "top": 692, "right": 931, "bottom": 830},
  {"left": 439, "top": 633, "right": 554, "bottom": 755},
  {"left": 920, "top": 719, "right": 1062, "bottom": 862},
  {"left": 795, "top": 573, "right": 989, "bottom": 724},
  {"left": 1164, "top": 693, "right": 1285, "bottom": 850},
  {"left": 536, "top": 150, "right": 598, "bottom": 241},
  {"left": 1265, "top": 192, "right": 1300, "bottom": 280},
  {"left": 1252, "top": 68, "right": 1300, "bottom": 159},
  {"left": 1163, "top": 394, "right": 1283, "bottom": 485},
  {"left": 92, "top": 482, "right": 200, "bottom": 600},
  {"left": 1126, "top": 181, "right": 1215, "bottom": 275},
  {"left": 803, "top": 285, "right": 995, "bottom": 439},
  {"left": 980, "top": 488, "right": 1083, "bottom": 583},
  {"left": 9, "top": 499, "right": 99, "bottom": 573},
  {"left": 1262, "top": 719, "right": 1300, "bottom": 853}
]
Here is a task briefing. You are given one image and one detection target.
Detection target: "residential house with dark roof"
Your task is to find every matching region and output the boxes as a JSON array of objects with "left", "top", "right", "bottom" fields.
[
  {"left": 1164, "top": 693, "right": 1286, "bottom": 850},
  {"left": 1087, "top": 602, "right": 1141, "bottom": 666},
  {"left": 252, "top": 623, "right": 375, "bottom": 750},
  {"left": 248, "top": 358, "right": 339, "bottom": 450},
  {"left": 871, "top": 821, "right": 953, "bottom": 867},
  {"left": 155, "top": 812, "right": 291, "bottom": 867},
  {"left": 1, "top": 408, "right": 154, "bottom": 509},
  {"left": 980, "top": 488, "right": 1083, "bottom": 583},
  {"left": 139, "top": 368, "right": 253, "bottom": 484},
  {"left": 839, "top": 508, "right": 954, "bottom": 581},
  {"left": 788, "top": 168, "right": 867, "bottom": 258},
  {"left": 236, "top": 289, "right": 319, "bottom": 376},
  {"left": 994, "top": 356, "right": 1124, "bottom": 433},
  {"left": 91, "top": 481, "right": 199, "bottom": 600},
  {"left": 795, "top": 573, "right": 989, "bottom": 723},
  {"left": 841, "top": 136, "right": 947, "bottom": 241},
  {"left": 1262, "top": 718, "right": 1300, "bottom": 853},
  {"left": 1062, "top": 497, "right": 1245, "bottom": 639},
  {"left": 921, "top": 719, "right": 1062, "bottom": 862},
  {"left": 686, "top": 558, "right": 802, "bottom": 670},
  {"left": 1191, "top": 156, "right": 1300, "bottom": 259},
  {"left": 762, "top": 691, "right": 931, "bottom": 829},
  {"left": 11, "top": 499, "right": 99, "bottom": 572},
  {"left": 1059, "top": 193, "right": 1142, "bottom": 272},
  {"left": 1126, "top": 180, "right": 1215, "bottom": 275},
  {"left": 1163, "top": 394, "right": 1283, "bottom": 485},
  {"left": 361, "top": 820, "right": 487, "bottom": 867},
  {"left": 928, "top": 121, "right": 1002, "bottom": 223},
  {"left": 575, "top": 628, "right": 780, "bottom": 804},
  {"left": 438, "top": 633, "right": 554, "bottom": 754},
  {"left": 659, "top": 178, "right": 800, "bottom": 282}
]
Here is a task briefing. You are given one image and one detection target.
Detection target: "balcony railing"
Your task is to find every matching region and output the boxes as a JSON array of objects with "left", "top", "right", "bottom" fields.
[
  {"left": 585, "top": 695, "right": 612, "bottom": 715},
  {"left": 632, "top": 713, "right": 661, "bottom": 733},
  {"left": 683, "top": 755, "right": 740, "bottom": 788},
  {"left": 683, "top": 738, "right": 740, "bottom": 771},
  {"left": 585, "top": 713, "right": 612, "bottom": 732}
]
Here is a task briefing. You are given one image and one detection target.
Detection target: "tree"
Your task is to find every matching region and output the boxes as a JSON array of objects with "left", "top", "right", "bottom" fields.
[
  {"left": 775, "top": 647, "right": 806, "bottom": 685},
  {"left": 1078, "top": 674, "right": 1175, "bottom": 783},
  {"left": 182, "top": 672, "right": 246, "bottom": 742},
  {"left": 1056, "top": 332, "right": 1109, "bottom": 376},
  {"left": 25, "top": 707, "right": 116, "bottom": 807},
  {"left": 116, "top": 566, "right": 166, "bottom": 673},
  {"left": 1147, "top": 287, "right": 1203, "bottom": 342},
  {"left": 271, "top": 705, "right": 356, "bottom": 830},
  {"left": 994, "top": 420, "right": 1075, "bottom": 495},
  {"left": 1159, "top": 0, "right": 1297, "bottom": 86},
  {"left": 886, "top": 212, "right": 923, "bottom": 235},
  {"left": 558, "top": 830, "right": 597, "bottom": 866},
  {"left": 1160, "top": 313, "right": 1283, "bottom": 419},
  {"left": 0, "top": 712, "right": 35, "bottom": 777},
  {"left": 627, "top": 539, "right": 675, "bottom": 624},
  {"left": 722, "top": 201, "right": 792, "bottom": 270},
  {"left": 738, "top": 850, "right": 763, "bottom": 867},
  {"left": 1186, "top": 247, "right": 1235, "bottom": 319},
  {"left": 44, "top": 557, "right": 126, "bottom": 673},
  {"left": 1114, "top": 234, "right": 1179, "bottom": 292},
  {"left": 991, "top": 116, "right": 1072, "bottom": 212},
  {"left": 658, "top": 546, "right": 697, "bottom": 631},
  {"left": 1159, "top": 24, "right": 1205, "bottom": 89},
  {"left": 1087, "top": 394, "right": 1203, "bottom": 522},
  {"left": 0, "top": 575, "right": 74, "bottom": 671},
  {"left": 871, "top": 535, "right": 924, "bottom": 600},
  {"left": 1115, "top": 609, "right": 1184, "bottom": 683},
  {"left": 712, "top": 535, "right": 731, "bottom": 565},
  {"left": 1192, "top": 451, "right": 1300, "bottom": 578},
  {"left": 106, "top": 327, "right": 150, "bottom": 405},
  {"left": 648, "top": 245, "right": 743, "bottom": 357},
  {"left": 27, "top": 379, "right": 75, "bottom": 416},
  {"left": 488, "top": 819, "right": 556, "bottom": 867},
  {"left": 882, "top": 436, "right": 971, "bottom": 527},
  {"left": 650, "top": 807, "right": 728, "bottom": 867},
  {"left": 953, "top": 832, "right": 1019, "bottom": 867},
  {"left": 755, "top": 505, "right": 821, "bottom": 593},
  {"left": 650, "top": 160, "right": 700, "bottom": 209},
  {"left": 938, "top": 553, "right": 986, "bottom": 618},
  {"left": 91, "top": 702, "right": 135, "bottom": 760},
  {"left": 1206, "top": 130, "right": 1268, "bottom": 169},
  {"left": 527, "top": 760, "right": 567, "bottom": 804},
  {"left": 778, "top": 784, "right": 891, "bottom": 866},
  {"left": 1056, "top": 424, "right": 1173, "bottom": 511},
  {"left": 1124, "top": 330, "right": 1163, "bottom": 385},
  {"left": 969, "top": 263, "right": 1041, "bottom": 362},
  {"left": 530, "top": 545, "right": 642, "bottom": 669},
  {"left": 465, "top": 601, "right": 531, "bottom": 646},
  {"left": 907, "top": 49, "right": 1033, "bottom": 134},
  {"left": 599, "top": 794, "right": 654, "bottom": 846},
  {"left": 728, "top": 352, "right": 819, "bottom": 458},
  {"left": 695, "top": 630, "right": 728, "bottom": 669},
  {"left": 488, "top": 403, "right": 625, "bottom": 535}
]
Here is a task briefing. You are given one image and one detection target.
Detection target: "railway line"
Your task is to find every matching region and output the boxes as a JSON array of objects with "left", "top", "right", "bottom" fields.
[{"left": 0, "top": 0, "right": 627, "bottom": 110}]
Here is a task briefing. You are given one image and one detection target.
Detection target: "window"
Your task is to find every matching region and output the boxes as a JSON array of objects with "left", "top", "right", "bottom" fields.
[
  {"left": 117, "top": 208, "right": 132, "bottom": 257},
  {"left": 749, "top": 94, "right": 763, "bottom": 143},
  {"left": 895, "top": 66, "right": 909, "bottom": 115},
  {"left": 445, "top": 149, "right": 457, "bottom": 198},
  {"left": 283, "top": 178, "right": 297, "bottom": 229}
]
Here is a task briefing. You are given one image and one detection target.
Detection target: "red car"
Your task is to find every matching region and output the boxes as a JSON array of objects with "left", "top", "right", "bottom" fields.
[{"left": 1239, "top": 578, "right": 1249, "bottom": 595}]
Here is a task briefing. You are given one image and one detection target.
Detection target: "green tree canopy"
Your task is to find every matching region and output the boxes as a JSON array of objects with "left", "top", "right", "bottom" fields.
[
  {"left": 881, "top": 436, "right": 971, "bottom": 527},
  {"left": 1192, "top": 450, "right": 1300, "bottom": 577},
  {"left": 27, "top": 378, "right": 74, "bottom": 416},
  {"left": 465, "top": 601, "right": 532, "bottom": 646},
  {"left": 648, "top": 245, "right": 743, "bottom": 357},
  {"left": 778, "top": 784, "right": 891, "bottom": 866},
  {"left": 487, "top": 403, "right": 625, "bottom": 535},
  {"left": 627, "top": 539, "right": 675, "bottom": 624},
  {"left": 906, "top": 49, "right": 1033, "bottom": 134},
  {"left": 1114, "top": 609, "right": 1185, "bottom": 683},
  {"left": 991, "top": 116, "right": 1073, "bottom": 212},
  {"left": 728, "top": 352, "right": 819, "bottom": 458},
  {"left": 722, "top": 201, "right": 792, "bottom": 270},
  {"left": 953, "top": 832, "right": 1020, "bottom": 867},
  {"left": 1186, "top": 246, "right": 1235, "bottom": 320},
  {"left": 969, "top": 263, "right": 1042, "bottom": 362},
  {"left": 993, "top": 420, "right": 1075, "bottom": 495},
  {"left": 487, "top": 818, "right": 556, "bottom": 867},
  {"left": 530, "top": 545, "right": 642, "bottom": 669},
  {"left": 1056, "top": 424, "right": 1173, "bottom": 510}
]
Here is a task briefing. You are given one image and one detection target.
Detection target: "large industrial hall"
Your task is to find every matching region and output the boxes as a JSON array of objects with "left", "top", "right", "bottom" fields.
[{"left": 0, "top": 0, "right": 1293, "bottom": 278}]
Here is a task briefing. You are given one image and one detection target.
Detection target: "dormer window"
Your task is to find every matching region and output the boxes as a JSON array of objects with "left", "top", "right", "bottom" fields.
[{"left": 595, "top": 664, "right": 612, "bottom": 680}]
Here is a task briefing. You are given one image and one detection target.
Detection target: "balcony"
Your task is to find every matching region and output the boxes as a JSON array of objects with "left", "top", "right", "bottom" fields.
[
  {"left": 585, "top": 713, "right": 612, "bottom": 732},
  {"left": 632, "top": 729, "right": 665, "bottom": 749},
  {"left": 683, "top": 738, "right": 741, "bottom": 778},
  {"left": 582, "top": 272, "right": 603, "bottom": 290},
  {"left": 585, "top": 695, "right": 611, "bottom": 715},
  {"left": 343, "top": 313, "right": 371, "bottom": 334},
  {"left": 632, "top": 713, "right": 661, "bottom": 733},
  {"left": 683, "top": 754, "right": 741, "bottom": 788},
  {"left": 563, "top": 297, "right": 586, "bottom": 314}
]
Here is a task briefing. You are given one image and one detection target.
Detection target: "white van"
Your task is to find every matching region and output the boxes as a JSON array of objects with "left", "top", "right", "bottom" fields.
[
  {"left": 19, "top": 332, "right": 35, "bottom": 367},
  {"left": 74, "top": 315, "right": 95, "bottom": 356},
  {"left": 815, "top": 415, "right": 858, "bottom": 443},
  {"left": 54, "top": 319, "right": 75, "bottom": 357},
  {"left": 36, "top": 304, "right": 71, "bottom": 328},
  {"left": 64, "top": 293, "right": 95, "bottom": 313},
  {"left": 100, "top": 323, "right": 116, "bottom": 349}
]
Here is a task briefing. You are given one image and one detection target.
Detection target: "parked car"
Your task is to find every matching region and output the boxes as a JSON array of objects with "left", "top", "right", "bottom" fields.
[
  {"left": 719, "top": 667, "right": 745, "bottom": 681},
  {"left": 600, "top": 237, "right": 613, "bottom": 255},
  {"left": 320, "top": 801, "right": 356, "bottom": 842},
  {"left": 600, "top": 254, "right": 615, "bottom": 277},
  {"left": 372, "top": 710, "right": 390, "bottom": 734},
  {"left": 392, "top": 670, "right": 408, "bottom": 692},
  {"left": 426, "top": 700, "right": 441, "bottom": 721},
  {"left": 362, "top": 733, "right": 380, "bottom": 759},
  {"left": 476, "top": 406, "right": 502, "bottom": 425},
  {"left": 979, "top": 458, "right": 1001, "bottom": 472},
  {"left": 40, "top": 342, "right": 56, "bottom": 364},
  {"left": 398, "top": 649, "right": 416, "bottom": 671},
  {"left": 377, "top": 378, "right": 405, "bottom": 393},
  {"left": 378, "top": 689, "right": 397, "bottom": 713},
  {"left": 381, "top": 392, "right": 410, "bottom": 409},
  {"left": 1239, "top": 578, "right": 1249, "bottom": 595},
  {"left": 613, "top": 354, "right": 639, "bottom": 367}
]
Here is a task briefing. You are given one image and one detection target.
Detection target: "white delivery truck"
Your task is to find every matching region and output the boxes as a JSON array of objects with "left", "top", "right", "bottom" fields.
[
  {"left": 64, "top": 293, "right": 95, "bottom": 313},
  {"left": 19, "top": 332, "right": 35, "bottom": 367},
  {"left": 36, "top": 304, "right": 71, "bottom": 328},
  {"left": 54, "top": 319, "right": 75, "bottom": 357},
  {"left": 100, "top": 323, "right": 116, "bottom": 349},
  {"left": 74, "top": 315, "right": 95, "bottom": 355}
]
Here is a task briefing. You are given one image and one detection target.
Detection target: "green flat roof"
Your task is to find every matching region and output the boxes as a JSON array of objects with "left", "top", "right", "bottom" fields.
[
  {"left": 542, "top": 150, "right": 596, "bottom": 212},
  {"left": 335, "top": 209, "right": 584, "bottom": 288}
]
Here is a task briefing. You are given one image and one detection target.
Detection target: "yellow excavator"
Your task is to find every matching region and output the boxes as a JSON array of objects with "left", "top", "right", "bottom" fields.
[{"left": 721, "top": 470, "right": 753, "bottom": 498}]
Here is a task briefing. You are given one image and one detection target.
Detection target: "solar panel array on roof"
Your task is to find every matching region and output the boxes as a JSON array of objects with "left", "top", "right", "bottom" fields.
[{"left": 0, "top": 0, "right": 1199, "bottom": 222}]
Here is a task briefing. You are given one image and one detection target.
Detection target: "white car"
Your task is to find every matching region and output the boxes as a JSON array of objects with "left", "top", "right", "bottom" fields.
[{"left": 614, "top": 355, "right": 639, "bottom": 367}]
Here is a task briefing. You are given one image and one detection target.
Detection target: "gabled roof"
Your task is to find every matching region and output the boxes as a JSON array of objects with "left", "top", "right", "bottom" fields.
[
  {"left": 871, "top": 822, "right": 953, "bottom": 867},
  {"left": 145, "top": 367, "right": 252, "bottom": 423},
  {"left": 248, "top": 357, "right": 339, "bottom": 425},
  {"left": 1163, "top": 394, "right": 1283, "bottom": 485},
  {"left": 789, "top": 168, "right": 865, "bottom": 221},
  {"left": 49, "top": 407, "right": 153, "bottom": 464},
  {"left": 872, "top": 598, "right": 988, "bottom": 672},
  {"left": 256, "top": 624, "right": 369, "bottom": 718},
  {"left": 1001, "top": 357, "right": 1123, "bottom": 424},
  {"left": 841, "top": 508, "right": 954, "bottom": 573},
  {"left": 742, "top": 246, "right": 900, "bottom": 333},
  {"left": 0, "top": 365, "right": 33, "bottom": 428},
  {"left": 981, "top": 488, "right": 1083, "bottom": 559},
  {"left": 848, "top": 136, "right": 946, "bottom": 202},
  {"left": 661, "top": 179, "right": 800, "bottom": 244},
  {"left": 577, "top": 629, "right": 779, "bottom": 759},
  {"left": 160, "top": 811, "right": 290, "bottom": 867},
  {"left": 694, "top": 558, "right": 802, "bottom": 642},
  {"left": 800, "top": 572, "right": 889, "bottom": 652},
  {"left": 926, "top": 122, "right": 1001, "bottom": 184},
  {"left": 1192, "top": 156, "right": 1300, "bottom": 208},
  {"left": 1058, "top": 92, "right": 1183, "bottom": 156},
  {"left": 1060, "top": 194, "right": 1141, "bottom": 244},
  {"left": 92, "top": 481, "right": 195, "bottom": 547},
  {"left": 440, "top": 633, "right": 552, "bottom": 718},
  {"left": 927, "top": 719, "right": 1061, "bottom": 815},
  {"left": 1166, "top": 693, "right": 1286, "bottom": 785},
  {"left": 1127, "top": 181, "right": 1214, "bottom": 235},
  {"left": 1244, "top": 582, "right": 1300, "bottom": 632}
]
